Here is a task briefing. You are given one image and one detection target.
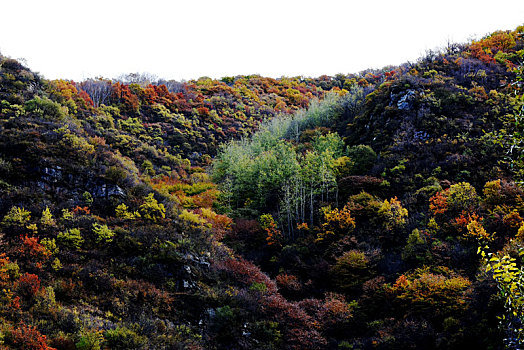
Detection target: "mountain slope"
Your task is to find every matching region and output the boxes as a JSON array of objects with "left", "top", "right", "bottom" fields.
[
  {"left": 0, "top": 25, "right": 522, "bottom": 349},
  {"left": 212, "top": 26, "right": 524, "bottom": 349}
]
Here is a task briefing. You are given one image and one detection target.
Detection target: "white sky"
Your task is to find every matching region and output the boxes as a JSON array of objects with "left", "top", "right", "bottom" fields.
[{"left": 0, "top": 0, "right": 523, "bottom": 81}]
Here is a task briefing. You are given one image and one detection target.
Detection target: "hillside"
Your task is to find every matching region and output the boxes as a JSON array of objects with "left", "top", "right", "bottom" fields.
[
  {"left": 211, "top": 26, "right": 524, "bottom": 348},
  {"left": 0, "top": 25, "right": 522, "bottom": 349}
]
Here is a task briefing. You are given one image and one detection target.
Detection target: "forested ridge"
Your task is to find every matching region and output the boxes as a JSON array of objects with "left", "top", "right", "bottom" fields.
[{"left": 0, "top": 25, "right": 522, "bottom": 349}]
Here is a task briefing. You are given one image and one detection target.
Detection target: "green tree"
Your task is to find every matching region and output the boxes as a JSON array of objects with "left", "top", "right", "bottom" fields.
[
  {"left": 347, "top": 144, "right": 376, "bottom": 175},
  {"left": 142, "top": 160, "right": 155, "bottom": 176},
  {"left": 312, "top": 132, "right": 345, "bottom": 158},
  {"left": 480, "top": 240, "right": 524, "bottom": 346},
  {"left": 2, "top": 206, "right": 31, "bottom": 227},
  {"left": 331, "top": 250, "right": 370, "bottom": 293},
  {"left": 82, "top": 191, "right": 93, "bottom": 206},
  {"left": 92, "top": 223, "right": 115, "bottom": 244},
  {"left": 446, "top": 182, "right": 479, "bottom": 212},
  {"left": 40, "top": 207, "right": 55, "bottom": 228},
  {"left": 76, "top": 329, "right": 103, "bottom": 350},
  {"left": 24, "top": 96, "right": 67, "bottom": 120},
  {"left": 488, "top": 55, "right": 524, "bottom": 179},
  {"left": 139, "top": 193, "right": 166, "bottom": 222},
  {"left": 378, "top": 197, "right": 408, "bottom": 230},
  {"left": 104, "top": 326, "right": 146, "bottom": 349},
  {"left": 57, "top": 228, "right": 84, "bottom": 250},
  {"left": 402, "top": 229, "right": 429, "bottom": 264},
  {"left": 115, "top": 203, "right": 140, "bottom": 220}
]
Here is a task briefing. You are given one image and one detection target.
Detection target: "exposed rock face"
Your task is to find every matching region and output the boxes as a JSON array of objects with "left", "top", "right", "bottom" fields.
[
  {"left": 42, "top": 166, "right": 63, "bottom": 182},
  {"left": 36, "top": 166, "right": 125, "bottom": 200},
  {"left": 393, "top": 89, "right": 417, "bottom": 110},
  {"left": 87, "top": 182, "right": 125, "bottom": 199}
]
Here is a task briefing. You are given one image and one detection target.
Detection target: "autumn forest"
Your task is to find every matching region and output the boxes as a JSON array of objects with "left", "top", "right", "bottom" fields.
[{"left": 0, "top": 25, "right": 523, "bottom": 349}]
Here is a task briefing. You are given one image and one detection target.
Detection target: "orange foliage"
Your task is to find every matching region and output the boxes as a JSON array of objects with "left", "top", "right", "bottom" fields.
[
  {"left": 389, "top": 268, "right": 471, "bottom": 316},
  {"left": 19, "top": 235, "right": 51, "bottom": 260},
  {"left": 429, "top": 192, "right": 448, "bottom": 215},
  {"left": 143, "top": 84, "right": 174, "bottom": 105},
  {"left": 453, "top": 212, "right": 481, "bottom": 232},
  {"left": 393, "top": 274, "right": 409, "bottom": 289},
  {"left": 17, "top": 235, "right": 51, "bottom": 270},
  {"left": 89, "top": 136, "right": 106, "bottom": 146},
  {"left": 297, "top": 222, "right": 309, "bottom": 231},
  {"left": 10, "top": 323, "right": 56, "bottom": 350},
  {"left": 195, "top": 208, "right": 232, "bottom": 240},
  {"left": 50, "top": 80, "right": 78, "bottom": 100},
  {"left": 469, "top": 31, "right": 517, "bottom": 65},
  {"left": 71, "top": 206, "right": 90, "bottom": 216},
  {"left": 260, "top": 214, "right": 282, "bottom": 246},
  {"left": 114, "top": 279, "right": 174, "bottom": 311},
  {"left": 323, "top": 205, "right": 356, "bottom": 231},
  {"left": 265, "top": 225, "right": 281, "bottom": 246},
  {"left": 176, "top": 188, "right": 220, "bottom": 209},
  {"left": 319, "top": 292, "right": 353, "bottom": 325},
  {"left": 465, "top": 219, "right": 493, "bottom": 242},
  {"left": 112, "top": 82, "right": 140, "bottom": 114},
  {"left": 149, "top": 175, "right": 181, "bottom": 188},
  {"left": 317, "top": 204, "right": 356, "bottom": 242},
  {"left": 17, "top": 273, "right": 41, "bottom": 298},
  {"left": 0, "top": 253, "right": 15, "bottom": 282},
  {"left": 10, "top": 295, "right": 21, "bottom": 310},
  {"left": 216, "top": 257, "right": 278, "bottom": 294},
  {"left": 384, "top": 70, "right": 398, "bottom": 81},
  {"left": 190, "top": 189, "right": 220, "bottom": 208},
  {"left": 276, "top": 273, "right": 302, "bottom": 292},
  {"left": 503, "top": 210, "right": 523, "bottom": 229},
  {"left": 50, "top": 80, "right": 93, "bottom": 109},
  {"left": 77, "top": 89, "right": 94, "bottom": 107},
  {"left": 197, "top": 106, "right": 210, "bottom": 116}
]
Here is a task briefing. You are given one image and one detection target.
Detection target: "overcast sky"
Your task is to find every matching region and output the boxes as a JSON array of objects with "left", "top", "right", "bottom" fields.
[{"left": 0, "top": 0, "right": 523, "bottom": 81}]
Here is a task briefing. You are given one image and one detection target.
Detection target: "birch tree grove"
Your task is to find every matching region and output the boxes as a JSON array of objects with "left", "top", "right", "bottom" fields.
[
  {"left": 78, "top": 78, "right": 112, "bottom": 107},
  {"left": 213, "top": 128, "right": 345, "bottom": 240}
]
